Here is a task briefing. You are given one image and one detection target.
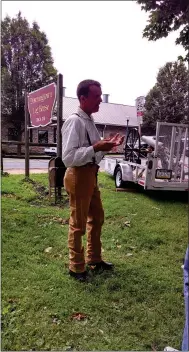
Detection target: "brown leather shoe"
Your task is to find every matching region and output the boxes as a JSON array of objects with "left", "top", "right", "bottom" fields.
[
  {"left": 69, "top": 270, "right": 88, "bottom": 282},
  {"left": 88, "top": 261, "right": 114, "bottom": 271}
]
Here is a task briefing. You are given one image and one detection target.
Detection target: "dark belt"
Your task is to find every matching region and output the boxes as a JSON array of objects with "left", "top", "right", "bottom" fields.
[
  {"left": 81, "top": 163, "right": 99, "bottom": 169},
  {"left": 69, "top": 163, "right": 98, "bottom": 169},
  {"left": 70, "top": 164, "right": 99, "bottom": 182}
]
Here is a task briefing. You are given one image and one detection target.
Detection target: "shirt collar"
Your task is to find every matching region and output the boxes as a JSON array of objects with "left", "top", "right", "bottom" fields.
[{"left": 77, "top": 107, "right": 94, "bottom": 121}]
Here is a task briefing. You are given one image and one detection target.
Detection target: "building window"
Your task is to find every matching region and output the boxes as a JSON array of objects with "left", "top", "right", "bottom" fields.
[
  {"left": 38, "top": 130, "right": 48, "bottom": 144},
  {"left": 8, "top": 128, "right": 19, "bottom": 141},
  {"left": 53, "top": 127, "right": 57, "bottom": 143}
]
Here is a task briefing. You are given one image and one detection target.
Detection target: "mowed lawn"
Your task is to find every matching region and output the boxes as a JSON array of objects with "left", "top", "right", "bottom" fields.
[{"left": 1, "top": 172, "right": 188, "bottom": 351}]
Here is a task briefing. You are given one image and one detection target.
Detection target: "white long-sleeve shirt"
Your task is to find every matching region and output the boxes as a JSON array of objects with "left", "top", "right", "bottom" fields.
[{"left": 62, "top": 107, "right": 105, "bottom": 167}]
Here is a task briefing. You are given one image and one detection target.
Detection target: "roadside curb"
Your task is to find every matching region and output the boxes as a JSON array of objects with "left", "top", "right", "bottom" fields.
[
  {"left": 5, "top": 169, "right": 48, "bottom": 175},
  {"left": 5, "top": 168, "right": 105, "bottom": 175},
  {"left": 3, "top": 155, "right": 51, "bottom": 160}
]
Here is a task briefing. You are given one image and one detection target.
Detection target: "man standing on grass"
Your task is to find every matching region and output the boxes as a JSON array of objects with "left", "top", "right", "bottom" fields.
[{"left": 62, "top": 79, "right": 124, "bottom": 282}]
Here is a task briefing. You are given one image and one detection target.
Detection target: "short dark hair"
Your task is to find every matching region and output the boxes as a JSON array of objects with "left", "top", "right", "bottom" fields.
[{"left": 76, "top": 79, "right": 101, "bottom": 100}]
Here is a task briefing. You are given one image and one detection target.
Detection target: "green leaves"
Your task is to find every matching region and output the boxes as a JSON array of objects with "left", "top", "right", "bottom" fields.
[
  {"left": 136, "top": 0, "right": 189, "bottom": 61},
  {"left": 143, "top": 60, "right": 188, "bottom": 128},
  {"left": 1, "top": 12, "right": 57, "bottom": 139}
]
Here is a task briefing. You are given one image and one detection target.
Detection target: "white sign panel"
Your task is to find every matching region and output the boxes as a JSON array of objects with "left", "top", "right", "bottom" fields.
[{"left": 135, "top": 96, "right": 145, "bottom": 125}]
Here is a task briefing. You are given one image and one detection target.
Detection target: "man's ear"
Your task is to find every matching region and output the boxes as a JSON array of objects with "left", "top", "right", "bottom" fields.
[
  {"left": 80, "top": 95, "right": 85, "bottom": 103},
  {"left": 82, "top": 94, "right": 88, "bottom": 101}
]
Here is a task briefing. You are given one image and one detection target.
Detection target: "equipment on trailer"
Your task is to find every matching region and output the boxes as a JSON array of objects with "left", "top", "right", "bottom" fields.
[{"left": 105, "top": 122, "right": 188, "bottom": 191}]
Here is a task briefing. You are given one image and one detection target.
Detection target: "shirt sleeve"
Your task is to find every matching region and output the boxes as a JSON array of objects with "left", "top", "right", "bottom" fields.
[{"left": 62, "top": 116, "right": 95, "bottom": 167}]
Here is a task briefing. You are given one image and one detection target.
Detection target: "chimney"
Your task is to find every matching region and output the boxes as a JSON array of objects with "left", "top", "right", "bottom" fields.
[
  {"left": 103, "top": 94, "right": 109, "bottom": 103},
  {"left": 63, "top": 87, "right": 66, "bottom": 97}
]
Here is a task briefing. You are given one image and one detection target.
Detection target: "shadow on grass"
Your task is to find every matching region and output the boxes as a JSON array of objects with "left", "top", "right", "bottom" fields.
[
  {"left": 103, "top": 173, "right": 188, "bottom": 203},
  {"left": 145, "top": 190, "right": 188, "bottom": 204}
]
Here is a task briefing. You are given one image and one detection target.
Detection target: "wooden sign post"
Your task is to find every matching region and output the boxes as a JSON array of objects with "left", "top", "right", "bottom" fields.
[
  {"left": 25, "top": 79, "right": 59, "bottom": 177},
  {"left": 56, "top": 74, "right": 63, "bottom": 158},
  {"left": 25, "top": 91, "right": 30, "bottom": 177}
]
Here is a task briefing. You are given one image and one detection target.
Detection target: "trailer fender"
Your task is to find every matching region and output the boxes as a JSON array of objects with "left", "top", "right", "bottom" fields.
[{"left": 114, "top": 163, "right": 133, "bottom": 182}]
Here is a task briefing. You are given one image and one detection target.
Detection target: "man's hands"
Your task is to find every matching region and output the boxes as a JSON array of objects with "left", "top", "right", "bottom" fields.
[
  {"left": 93, "top": 134, "right": 124, "bottom": 152},
  {"left": 109, "top": 134, "right": 125, "bottom": 145}
]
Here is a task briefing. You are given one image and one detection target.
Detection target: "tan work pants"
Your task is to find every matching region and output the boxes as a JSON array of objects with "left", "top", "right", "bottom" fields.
[{"left": 64, "top": 164, "right": 104, "bottom": 273}]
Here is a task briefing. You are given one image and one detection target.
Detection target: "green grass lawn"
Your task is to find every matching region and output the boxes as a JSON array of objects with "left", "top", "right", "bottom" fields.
[{"left": 1, "top": 172, "right": 188, "bottom": 351}]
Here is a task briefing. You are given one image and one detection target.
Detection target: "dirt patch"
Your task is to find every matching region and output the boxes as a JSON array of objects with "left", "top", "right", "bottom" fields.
[
  {"left": 21, "top": 177, "right": 48, "bottom": 197},
  {"left": 21, "top": 177, "right": 69, "bottom": 207},
  {"left": 49, "top": 195, "right": 69, "bottom": 207}
]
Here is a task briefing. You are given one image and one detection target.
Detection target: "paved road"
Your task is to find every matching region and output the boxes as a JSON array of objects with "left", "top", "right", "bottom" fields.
[
  {"left": 3, "top": 158, "right": 106, "bottom": 173},
  {"left": 3, "top": 158, "right": 49, "bottom": 170}
]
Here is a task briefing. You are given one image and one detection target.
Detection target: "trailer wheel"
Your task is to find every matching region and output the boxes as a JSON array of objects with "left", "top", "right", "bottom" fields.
[{"left": 115, "top": 167, "right": 125, "bottom": 188}]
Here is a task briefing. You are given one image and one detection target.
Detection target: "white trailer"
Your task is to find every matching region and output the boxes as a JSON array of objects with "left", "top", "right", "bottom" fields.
[{"left": 104, "top": 122, "right": 189, "bottom": 192}]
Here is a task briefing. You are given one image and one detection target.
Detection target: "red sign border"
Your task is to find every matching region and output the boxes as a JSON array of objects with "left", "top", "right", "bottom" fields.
[{"left": 28, "top": 82, "right": 57, "bottom": 128}]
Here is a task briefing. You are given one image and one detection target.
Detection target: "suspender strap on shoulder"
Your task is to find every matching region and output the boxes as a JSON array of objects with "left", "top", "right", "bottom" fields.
[{"left": 73, "top": 113, "right": 96, "bottom": 164}]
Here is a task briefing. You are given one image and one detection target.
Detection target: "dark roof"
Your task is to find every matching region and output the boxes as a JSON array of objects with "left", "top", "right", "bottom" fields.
[{"left": 62, "top": 97, "right": 138, "bottom": 127}]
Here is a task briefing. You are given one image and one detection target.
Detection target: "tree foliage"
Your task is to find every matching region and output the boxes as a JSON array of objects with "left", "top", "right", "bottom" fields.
[
  {"left": 1, "top": 12, "right": 57, "bottom": 136},
  {"left": 137, "top": 0, "right": 189, "bottom": 61},
  {"left": 143, "top": 60, "right": 188, "bottom": 128}
]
